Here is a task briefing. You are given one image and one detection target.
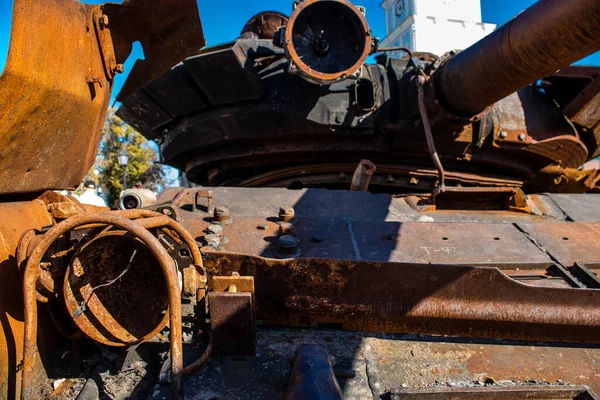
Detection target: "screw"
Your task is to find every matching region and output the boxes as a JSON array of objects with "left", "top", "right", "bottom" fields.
[
  {"left": 518, "top": 133, "right": 526, "bottom": 141},
  {"left": 279, "top": 223, "right": 296, "bottom": 235},
  {"left": 279, "top": 206, "right": 295, "bottom": 222},
  {"left": 99, "top": 14, "right": 109, "bottom": 28},
  {"left": 499, "top": 131, "right": 508, "bottom": 139},
  {"left": 278, "top": 235, "right": 299, "bottom": 254},
  {"left": 257, "top": 224, "right": 269, "bottom": 231}
]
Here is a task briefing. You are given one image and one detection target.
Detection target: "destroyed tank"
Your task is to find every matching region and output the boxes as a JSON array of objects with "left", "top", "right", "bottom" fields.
[{"left": 1, "top": 0, "right": 600, "bottom": 398}]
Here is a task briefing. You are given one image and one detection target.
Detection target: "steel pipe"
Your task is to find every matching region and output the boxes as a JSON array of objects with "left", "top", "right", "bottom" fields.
[
  {"left": 433, "top": 0, "right": 600, "bottom": 117},
  {"left": 21, "top": 213, "right": 184, "bottom": 399}
]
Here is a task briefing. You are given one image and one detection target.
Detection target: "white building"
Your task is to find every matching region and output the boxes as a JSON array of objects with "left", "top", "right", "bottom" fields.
[{"left": 379, "top": 0, "right": 496, "bottom": 58}]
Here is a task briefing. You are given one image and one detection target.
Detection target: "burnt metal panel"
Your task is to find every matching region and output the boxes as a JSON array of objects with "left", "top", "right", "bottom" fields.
[
  {"left": 116, "top": 90, "right": 172, "bottom": 138},
  {"left": 517, "top": 222, "right": 600, "bottom": 267},
  {"left": 183, "top": 41, "right": 265, "bottom": 106},
  {"left": 108, "top": 0, "right": 205, "bottom": 102},
  {"left": 143, "top": 64, "right": 209, "bottom": 117},
  {"left": 351, "top": 221, "right": 552, "bottom": 267},
  {"left": 547, "top": 194, "right": 600, "bottom": 222}
]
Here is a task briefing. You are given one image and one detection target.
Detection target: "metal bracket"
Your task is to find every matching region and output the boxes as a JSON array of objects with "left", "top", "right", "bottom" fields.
[
  {"left": 92, "top": 7, "right": 123, "bottom": 80},
  {"left": 431, "top": 186, "right": 529, "bottom": 211},
  {"left": 209, "top": 274, "right": 256, "bottom": 355}
]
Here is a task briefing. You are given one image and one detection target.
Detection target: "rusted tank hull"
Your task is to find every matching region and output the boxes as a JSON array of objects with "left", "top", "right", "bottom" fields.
[
  {"left": 0, "top": 0, "right": 204, "bottom": 195},
  {"left": 0, "top": 200, "right": 54, "bottom": 399}
]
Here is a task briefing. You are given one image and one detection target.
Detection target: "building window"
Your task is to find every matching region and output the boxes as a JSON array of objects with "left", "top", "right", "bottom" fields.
[{"left": 395, "top": 0, "right": 405, "bottom": 18}]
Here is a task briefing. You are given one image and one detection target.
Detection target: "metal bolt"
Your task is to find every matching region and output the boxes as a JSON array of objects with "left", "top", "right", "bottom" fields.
[
  {"left": 279, "top": 206, "right": 295, "bottom": 222},
  {"left": 206, "top": 224, "right": 223, "bottom": 235},
  {"left": 279, "top": 223, "right": 296, "bottom": 235},
  {"left": 99, "top": 14, "right": 109, "bottom": 28},
  {"left": 204, "top": 234, "right": 221, "bottom": 248},
  {"left": 114, "top": 64, "right": 125, "bottom": 74},
  {"left": 213, "top": 206, "right": 230, "bottom": 223},
  {"left": 518, "top": 133, "right": 526, "bottom": 141},
  {"left": 278, "top": 235, "right": 299, "bottom": 254},
  {"left": 499, "top": 131, "right": 508, "bottom": 139}
]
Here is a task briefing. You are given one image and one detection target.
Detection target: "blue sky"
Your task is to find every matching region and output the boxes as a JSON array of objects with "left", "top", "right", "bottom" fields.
[{"left": 0, "top": 0, "right": 598, "bottom": 103}]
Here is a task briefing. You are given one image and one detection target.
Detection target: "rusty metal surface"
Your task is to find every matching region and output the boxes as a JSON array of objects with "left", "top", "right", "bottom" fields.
[
  {"left": 208, "top": 292, "right": 256, "bottom": 356},
  {"left": 433, "top": 0, "right": 600, "bottom": 117},
  {"left": 546, "top": 194, "right": 600, "bottom": 222},
  {"left": 518, "top": 222, "right": 600, "bottom": 267},
  {"left": 490, "top": 88, "right": 588, "bottom": 169},
  {"left": 184, "top": 328, "right": 600, "bottom": 399},
  {"left": 350, "top": 160, "right": 376, "bottom": 191},
  {"left": 431, "top": 187, "right": 528, "bottom": 211},
  {"left": 160, "top": 187, "right": 581, "bottom": 224},
  {"left": 0, "top": 201, "right": 54, "bottom": 399},
  {"left": 388, "top": 386, "right": 599, "bottom": 399},
  {"left": 64, "top": 232, "right": 169, "bottom": 346},
  {"left": 21, "top": 212, "right": 185, "bottom": 399},
  {"left": 0, "top": 0, "right": 204, "bottom": 195},
  {"left": 202, "top": 252, "right": 600, "bottom": 343},
  {"left": 195, "top": 217, "right": 554, "bottom": 267},
  {"left": 0, "top": 0, "right": 112, "bottom": 194}
]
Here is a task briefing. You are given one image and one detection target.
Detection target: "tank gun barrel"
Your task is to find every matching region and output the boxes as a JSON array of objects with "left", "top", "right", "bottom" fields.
[{"left": 433, "top": 0, "right": 600, "bottom": 117}]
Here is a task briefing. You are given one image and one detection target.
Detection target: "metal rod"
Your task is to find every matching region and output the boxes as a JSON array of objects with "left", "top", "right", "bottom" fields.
[
  {"left": 417, "top": 76, "right": 446, "bottom": 188},
  {"left": 376, "top": 46, "right": 414, "bottom": 58},
  {"left": 350, "top": 160, "right": 376, "bottom": 191}
]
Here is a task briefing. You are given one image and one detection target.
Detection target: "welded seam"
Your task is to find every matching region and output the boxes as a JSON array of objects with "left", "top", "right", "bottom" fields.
[
  {"left": 544, "top": 196, "right": 574, "bottom": 222},
  {"left": 345, "top": 218, "right": 362, "bottom": 261},
  {"left": 513, "top": 223, "right": 585, "bottom": 288}
]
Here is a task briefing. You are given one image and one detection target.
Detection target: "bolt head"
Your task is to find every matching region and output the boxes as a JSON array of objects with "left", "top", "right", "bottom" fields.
[
  {"left": 279, "top": 223, "right": 296, "bottom": 235},
  {"left": 204, "top": 234, "right": 221, "bottom": 248},
  {"left": 114, "top": 64, "right": 125, "bottom": 74},
  {"left": 278, "top": 235, "right": 299, "bottom": 248},
  {"left": 279, "top": 206, "right": 295, "bottom": 222},
  {"left": 499, "top": 131, "right": 508, "bottom": 139},
  {"left": 214, "top": 206, "right": 229, "bottom": 216},
  {"left": 99, "top": 14, "right": 109, "bottom": 27},
  {"left": 518, "top": 133, "right": 526, "bottom": 141},
  {"left": 206, "top": 224, "right": 223, "bottom": 235}
]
